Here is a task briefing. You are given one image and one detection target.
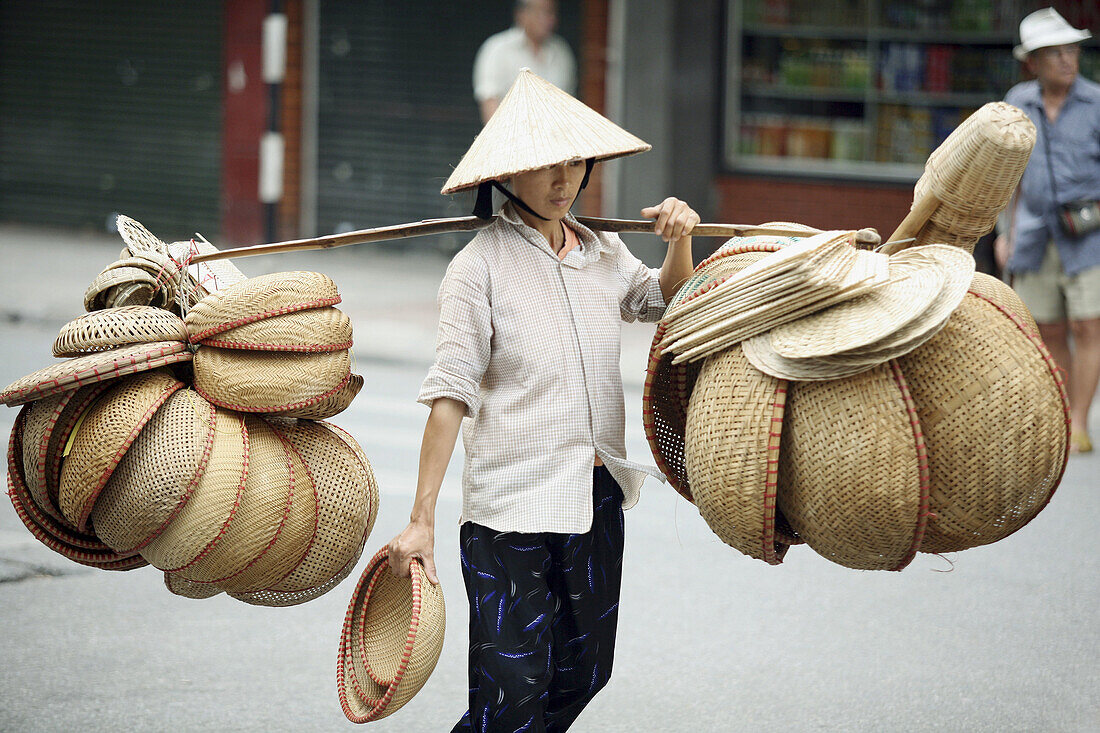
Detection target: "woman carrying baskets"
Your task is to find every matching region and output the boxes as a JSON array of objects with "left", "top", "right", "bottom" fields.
[{"left": 387, "top": 69, "right": 697, "bottom": 732}]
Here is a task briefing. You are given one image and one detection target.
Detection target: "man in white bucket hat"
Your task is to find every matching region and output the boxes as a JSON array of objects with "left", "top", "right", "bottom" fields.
[
  {"left": 387, "top": 69, "right": 699, "bottom": 731},
  {"left": 997, "top": 7, "right": 1099, "bottom": 454}
]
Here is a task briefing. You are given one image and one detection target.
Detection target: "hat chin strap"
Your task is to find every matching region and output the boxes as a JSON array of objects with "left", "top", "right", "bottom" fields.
[{"left": 472, "top": 159, "right": 596, "bottom": 221}]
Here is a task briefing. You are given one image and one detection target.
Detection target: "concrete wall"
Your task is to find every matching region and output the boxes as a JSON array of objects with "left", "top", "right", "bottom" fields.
[{"left": 605, "top": 0, "right": 721, "bottom": 265}]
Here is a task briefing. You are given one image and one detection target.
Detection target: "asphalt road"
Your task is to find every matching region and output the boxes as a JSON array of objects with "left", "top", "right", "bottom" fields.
[{"left": 0, "top": 227, "right": 1097, "bottom": 732}]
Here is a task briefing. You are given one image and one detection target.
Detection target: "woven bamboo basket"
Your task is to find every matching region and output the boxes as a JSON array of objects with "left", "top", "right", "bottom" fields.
[
  {"left": 199, "top": 306, "right": 353, "bottom": 353},
  {"left": 684, "top": 346, "right": 793, "bottom": 565},
  {"left": 909, "top": 102, "right": 1037, "bottom": 252},
  {"left": 895, "top": 280, "right": 1068, "bottom": 553},
  {"left": 164, "top": 572, "right": 224, "bottom": 599},
  {"left": 167, "top": 416, "right": 298, "bottom": 585},
  {"left": 54, "top": 306, "right": 189, "bottom": 357},
  {"left": 140, "top": 409, "right": 249, "bottom": 572},
  {"left": 649, "top": 241, "right": 1068, "bottom": 569},
  {"left": 21, "top": 391, "right": 73, "bottom": 524},
  {"left": 644, "top": 238, "right": 785, "bottom": 501},
  {"left": 0, "top": 341, "right": 192, "bottom": 407},
  {"left": 184, "top": 271, "right": 341, "bottom": 342},
  {"left": 279, "top": 373, "right": 363, "bottom": 420},
  {"left": 215, "top": 419, "right": 319, "bottom": 594},
  {"left": 90, "top": 388, "right": 218, "bottom": 554},
  {"left": 192, "top": 346, "right": 352, "bottom": 415},
  {"left": 338, "top": 549, "right": 446, "bottom": 724},
  {"left": 226, "top": 418, "right": 377, "bottom": 606},
  {"left": 58, "top": 370, "right": 184, "bottom": 531},
  {"left": 7, "top": 407, "right": 146, "bottom": 569},
  {"left": 776, "top": 360, "right": 929, "bottom": 570}
]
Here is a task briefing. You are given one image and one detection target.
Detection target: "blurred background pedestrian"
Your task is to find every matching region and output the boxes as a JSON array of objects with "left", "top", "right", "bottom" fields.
[
  {"left": 995, "top": 6, "right": 1100, "bottom": 454},
  {"left": 472, "top": 0, "right": 577, "bottom": 123}
]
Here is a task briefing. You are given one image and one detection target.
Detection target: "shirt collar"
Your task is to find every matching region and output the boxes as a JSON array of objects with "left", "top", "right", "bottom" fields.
[
  {"left": 1019, "top": 77, "right": 1095, "bottom": 108},
  {"left": 498, "top": 203, "right": 612, "bottom": 268}
]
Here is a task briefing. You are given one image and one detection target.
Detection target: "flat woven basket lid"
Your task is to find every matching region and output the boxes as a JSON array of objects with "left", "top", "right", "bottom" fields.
[
  {"left": 7, "top": 407, "right": 147, "bottom": 569},
  {"left": 339, "top": 549, "right": 446, "bottom": 724},
  {"left": 169, "top": 416, "right": 297, "bottom": 585},
  {"left": 199, "top": 306, "right": 353, "bottom": 353},
  {"left": 0, "top": 341, "right": 193, "bottom": 407},
  {"left": 778, "top": 360, "right": 929, "bottom": 571},
  {"left": 896, "top": 287, "right": 1068, "bottom": 554},
  {"left": 184, "top": 271, "right": 341, "bottom": 342},
  {"left": 54, "top": 306, "right": 189, "bottom": 357},
  {"left": 643, "top": 239, "right": 784, "bottom": 499},
  {"left": 685, "top": 346, "right": 794, "bottom": 565},
  {"left": 90, "top": 388, "right": 218, "bottom": 555},
  {"left": 192, "top": 346, "right": 352, "bottom": 414},
  {"left": 140, "top": 408, "right": 249, "bottom": 572},
  {"left": 58, "top": 370, "right": 184, "bottom": 531}
]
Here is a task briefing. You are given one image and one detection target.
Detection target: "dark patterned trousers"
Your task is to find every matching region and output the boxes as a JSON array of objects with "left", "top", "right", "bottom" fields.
[{"left": 452, "top": 467, "right": 625, "bottom": 733}]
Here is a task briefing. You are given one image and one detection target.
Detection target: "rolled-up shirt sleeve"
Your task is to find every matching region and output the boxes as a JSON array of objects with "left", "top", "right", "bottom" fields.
[
  {"left": 417, "top": 250, "right": 492, "bottom": 417},
  {"left": 613, "top": 237, "right": 667, "bottom": 323}
]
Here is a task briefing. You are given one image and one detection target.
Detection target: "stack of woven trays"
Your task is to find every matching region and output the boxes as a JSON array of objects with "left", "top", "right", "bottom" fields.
[
  {"left": 644, "top": 234, "right": 1069, "bottom": 571},
  {"left": 338, "top": 549, "right": 446, "bottom": 723},
  {"left": 184, "top": 271, "right": 363, "bottom": 419},
  {"left": 2, "top": 227, "right": 379, "bottom": 605}
]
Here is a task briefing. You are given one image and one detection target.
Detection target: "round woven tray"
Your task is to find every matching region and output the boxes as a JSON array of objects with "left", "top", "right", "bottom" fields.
[
  {"left": 216, "top": 419, "right": 319, "bottom": 594},
  {"left": 777, "top": 360, "right": 929, "bottom": 571},
  {"left": 90, "top": 388, "right": 218, "bottom": 554},
  {"left": 0, "top": 341, "right": 193, "bottom": 407},
  {"left": 966, "top": 271, "right": 1038, "bottom": 335},
  {"left": 184, "top": 271, "right": 342, "bottom": 342},
  {"left": 21, "top": 391, "right": 72, "bottom": 524},
  {"left": 168, "top": 416, "right": 298, "bottom": 585},
  {"left": 338, "top": 549, "right": 446, "bottom": 724},
  {"left": 644, "top": 240, "right": 783, "bottom": 501},
  {"left": 164, "top": 572, "right": 224, "bottom": 599},
  {"left": 199, "top": 306, "right": 353, "bottom": 353},
  {"left": 257, "top": 420, "right": 377, "bottom": 592},
  {"left": 896, "top": 286, "right": 1068, "bottom": 554},
  {"left": 7, "top": 407, "right": 146, "bottom": 569},
  {"left": 685, "top": 346, "right": 794, "bottom": 565},
  {"left": 192, "top": 346, "right": 352, "bottom": 415},
  {"left": 54, "top": 306, "right": 189, "bottom": 357},
  {"left": 58, "top": 370, "right": 184, "bottom": 531},
  {"left": 140, "top": 409, "right": 249, "bottom": 572}
]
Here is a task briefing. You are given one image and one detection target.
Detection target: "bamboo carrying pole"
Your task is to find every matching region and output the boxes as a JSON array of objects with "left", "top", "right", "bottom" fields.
[{"left": 188, "top": 216, "right": 890, "bottom": 265}]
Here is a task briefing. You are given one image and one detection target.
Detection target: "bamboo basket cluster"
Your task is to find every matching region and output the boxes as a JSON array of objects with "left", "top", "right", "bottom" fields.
[
  {"left": 644, "top": 236, "right": 1069, "bottom": 571},
  {"left": 2, "top": 220, "right": 378, "bottom": 606}
]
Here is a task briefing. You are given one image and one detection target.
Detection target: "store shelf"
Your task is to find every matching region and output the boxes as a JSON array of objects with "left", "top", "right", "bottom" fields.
[
  {"left": 743, "top": 23, "right": 867, "bottom": 41},
  {"left": 742, "top": 83, "right": 868, "bottom": 102},
  {"left": 733, "top": 154, "right": 923, "bottom": 183},
  {"left": 726, "top": 0, "right": 1025, "bottom": 182}
]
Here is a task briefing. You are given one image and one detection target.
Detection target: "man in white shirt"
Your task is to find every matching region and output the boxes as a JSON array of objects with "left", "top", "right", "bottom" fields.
[{"left": 472, "top": 0, "right": 577, "bottom": 123}]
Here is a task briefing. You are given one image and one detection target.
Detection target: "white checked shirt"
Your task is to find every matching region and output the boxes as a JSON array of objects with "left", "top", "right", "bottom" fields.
[{"left": 418, "top": 204, "right": 667, "bottom": 533}]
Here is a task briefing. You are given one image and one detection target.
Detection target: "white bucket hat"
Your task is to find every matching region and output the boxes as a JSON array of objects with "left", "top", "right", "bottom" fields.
[{"left": 1013, "top": 7, "right": 1092, "bottom": 61}]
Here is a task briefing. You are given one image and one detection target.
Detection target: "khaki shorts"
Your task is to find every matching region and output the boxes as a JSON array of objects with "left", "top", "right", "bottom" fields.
[{"left": 1013, "top": 241, "right": 1100, "bottom": 323}]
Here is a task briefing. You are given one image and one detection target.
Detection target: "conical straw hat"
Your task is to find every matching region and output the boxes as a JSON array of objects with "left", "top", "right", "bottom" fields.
[{"left": 441, "top": 68, "right": 650, "bottom": 194}]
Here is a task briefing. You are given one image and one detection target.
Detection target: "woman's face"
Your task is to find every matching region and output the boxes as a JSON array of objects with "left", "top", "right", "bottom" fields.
[{"left": 510, "top": 160, "right": 586, "bottom": 221}]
